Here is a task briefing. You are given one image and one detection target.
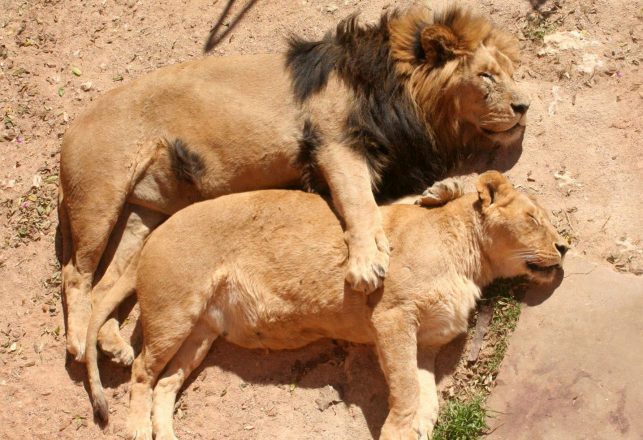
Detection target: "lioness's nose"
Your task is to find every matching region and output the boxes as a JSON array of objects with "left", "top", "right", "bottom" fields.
[
  {"left": 511, "top": 101, "right": 530, "bottom": 115},
  {"left": 555, "top": 242, "right": 569, "bottom": 257}
]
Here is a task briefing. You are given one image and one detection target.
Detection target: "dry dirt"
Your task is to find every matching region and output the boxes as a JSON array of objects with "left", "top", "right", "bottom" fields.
[{"left": 0, "top": 0, "right": 641, "bottom": 439}]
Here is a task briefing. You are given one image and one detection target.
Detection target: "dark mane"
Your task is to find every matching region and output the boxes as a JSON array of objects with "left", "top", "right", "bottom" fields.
[{"left": 286, "top": 12, "right": 457, "bottom": 200}]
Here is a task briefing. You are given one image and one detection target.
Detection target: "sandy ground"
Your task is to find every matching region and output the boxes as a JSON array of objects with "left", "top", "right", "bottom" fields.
[{"left": 0, "top": 0, "right": 641, "bottom": 438}]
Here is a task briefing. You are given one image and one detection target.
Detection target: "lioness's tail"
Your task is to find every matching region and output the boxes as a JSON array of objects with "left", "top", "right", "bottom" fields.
[{"left": 85, "top": 253, "right": 139, "bottom": 422}]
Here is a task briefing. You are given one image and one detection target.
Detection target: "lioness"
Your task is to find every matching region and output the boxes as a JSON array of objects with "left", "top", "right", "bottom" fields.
[
  {"left": 85, "top": 171, "right": 565, "bottom": 439},
  {"left": 59, "top": 5, "right": 530, "bottom": 361}
]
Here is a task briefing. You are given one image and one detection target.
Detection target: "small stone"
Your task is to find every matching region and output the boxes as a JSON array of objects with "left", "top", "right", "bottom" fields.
[
  {"left": 326, "top": 4, "right": 338, "bottom": 13},
  {"left": 80, "top": 81, "right": 92, "bottom": 91},
  {"left": 9, "top": 342, "right": 17, "bottom": 352},
  {"left": 33, "top": 341, "right": 44, "bottom": 353},
  {"left": 315, "top": 385, "right": 342, "bottom": 411}
]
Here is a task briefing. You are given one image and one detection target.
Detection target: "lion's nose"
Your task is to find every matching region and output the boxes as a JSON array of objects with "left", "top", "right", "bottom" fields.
[
  {"left": 511, "top": 101, "right": 530, "bottom": 115},
  {"left": 555, "top": 242, "right": 569, "bottom": 257}
]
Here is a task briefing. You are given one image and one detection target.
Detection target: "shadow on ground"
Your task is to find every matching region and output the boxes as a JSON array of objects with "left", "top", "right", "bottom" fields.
[{"left": 72, "top": 326, "right": 465, "bottom": 438}]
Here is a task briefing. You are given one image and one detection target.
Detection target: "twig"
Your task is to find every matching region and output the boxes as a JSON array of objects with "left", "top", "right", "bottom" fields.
[
  {"left": 600, "top": 215, "right": 611, "bottom": 232},
  {"left": 564, "top": 267, "right": 596, "bottom": 278},
  {"left": 468, "top": 305, "right": 493, "bottom": 363},
  {"left": 564, "top": 210, "right": 576, "bottom": 235}
]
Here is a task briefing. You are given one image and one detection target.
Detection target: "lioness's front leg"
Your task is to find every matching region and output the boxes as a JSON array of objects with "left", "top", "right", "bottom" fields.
[
  {"left": 316, "top": 143, "right": 389, "bottom": 293},
  {"left": 373, "top": 309, "right": 421, "bottom": 439},
  {"left": 416, "top": 350, "right": 439, "bottom": 437}
]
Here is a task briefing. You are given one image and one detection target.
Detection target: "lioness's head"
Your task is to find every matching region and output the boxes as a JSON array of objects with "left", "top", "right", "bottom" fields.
[
  {"left": 390, "top": 6, "right": 529, "bottom": 155},
  {"left": 476, "top": 172, "right": 568, "bottom": 283}
]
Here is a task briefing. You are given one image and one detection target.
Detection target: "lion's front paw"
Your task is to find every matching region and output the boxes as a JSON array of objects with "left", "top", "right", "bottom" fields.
[
  {"left": 417, "top": 177, "right": 464, "bottom": 207},
  {"left": 346, "top": 232, "right": 390, "bottom": 294}
]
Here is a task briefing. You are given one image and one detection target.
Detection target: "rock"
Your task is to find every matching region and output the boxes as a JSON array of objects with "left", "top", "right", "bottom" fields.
[
  {"left": 326, "top": 4, "right": 338, "bottom": 13},
  {"left": 80, "top": 81, "right": 92, "bottom": 91},
  {"left": 315, "top": 385, "right": 342, "bottom": 411}
]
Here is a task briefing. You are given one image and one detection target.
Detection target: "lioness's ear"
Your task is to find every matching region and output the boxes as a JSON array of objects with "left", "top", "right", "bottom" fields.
[
  {"left": 420, "top": 25, "right": 459, "bottom": 66},
  {"left": 476, "top": 171, "right": 512, "bottom": 208}
]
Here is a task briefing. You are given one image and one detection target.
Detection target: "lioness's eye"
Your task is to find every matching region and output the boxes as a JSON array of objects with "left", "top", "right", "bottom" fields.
[
  {"left": 528, "top": 213, "right": 540, "bottom": 226},
  {"left": 479, "top": 72, "right": 495, "bottom": 83}
]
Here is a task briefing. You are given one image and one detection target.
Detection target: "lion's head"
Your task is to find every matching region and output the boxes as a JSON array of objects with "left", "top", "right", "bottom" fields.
[
  {"left": 476, "top": 172, "right": 567, "bottom": 283},
  {"left": 285, "top": 6, "right": 529, "bottom": 198},
  {"left": 390, "top": 7, "right": 529, "bottom": 157}
]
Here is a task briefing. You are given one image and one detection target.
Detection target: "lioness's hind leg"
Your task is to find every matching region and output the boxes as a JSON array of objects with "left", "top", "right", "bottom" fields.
[
  {"left": 127, "top": 352, "right": 156, "bottom": 440},
  {"left": 152, "top": 319, "right": 218, "bottom": 440},
  {"left": 128, "top": 292, "right": 204, "bottom": 439},
  {"left": 128, "top": 335, "right": 188, "bottom": 440},
  {"left": 417, "top": 177, "right": 465, "bottom": 207},
  {"left": 94, "top": 205, "right": 166, "bottom": 365}
]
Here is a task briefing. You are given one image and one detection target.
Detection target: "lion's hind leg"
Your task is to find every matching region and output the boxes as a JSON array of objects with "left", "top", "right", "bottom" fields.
[
  {"left": 60, "top": 182, "right": 132, "bottom": 362},
  {"left": 151, "top": 318, "right": 218, "bottom": 440},
  {"left": 94, "top": 204, "right": 165, "bottom": 366},
  {"left": 60, "top": 139, "right": 157, "bottom": 362}
]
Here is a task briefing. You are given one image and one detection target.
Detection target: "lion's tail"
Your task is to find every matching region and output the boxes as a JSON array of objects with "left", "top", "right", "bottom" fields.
[{"left": 85, "top": 252, "right": 139, "bottom": 423}]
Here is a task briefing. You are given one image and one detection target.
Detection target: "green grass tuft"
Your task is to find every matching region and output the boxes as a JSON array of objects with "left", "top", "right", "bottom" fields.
[
  {"left": 430, "top": 277, "right": 526, "bottom": 439},
  {"left": 432, "top": 395, "right": 487, "bottom": 440}
]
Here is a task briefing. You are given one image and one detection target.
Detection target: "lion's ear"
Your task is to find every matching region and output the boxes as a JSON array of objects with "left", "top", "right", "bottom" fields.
[
  {"left": 420, "top": 25, "right": 459, "bottom": 66},
  {"left": 476, "top": 171, "right": 512, "bottom": 208}
]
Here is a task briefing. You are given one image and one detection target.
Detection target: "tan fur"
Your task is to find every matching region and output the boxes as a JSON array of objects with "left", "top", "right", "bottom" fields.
[
  {"left": 60, "top": 6, "right": 529, "bottom": 362},
  {"left": 85, "top": 172, "right": 567, "bottom": 439}
]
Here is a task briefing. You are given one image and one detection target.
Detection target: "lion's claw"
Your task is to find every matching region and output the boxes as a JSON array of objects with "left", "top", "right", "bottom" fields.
[{"left": 346, "top": 241, "right": 390, "bottom": 293}]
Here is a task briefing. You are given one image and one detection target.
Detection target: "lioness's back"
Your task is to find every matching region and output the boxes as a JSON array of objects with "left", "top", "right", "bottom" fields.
[{"left": 137, "top": 191, "right": 348, "bottom": 301}]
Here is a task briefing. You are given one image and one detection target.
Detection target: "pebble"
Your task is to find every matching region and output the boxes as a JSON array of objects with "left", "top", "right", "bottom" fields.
[{"left": 80, "top": 81, "right": 93, "bottom": 91}]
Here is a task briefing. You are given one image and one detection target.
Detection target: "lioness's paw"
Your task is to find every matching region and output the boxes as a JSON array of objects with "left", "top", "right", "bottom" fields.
[
  {"left": 413, "top": 409, "right": 436, "bottom": 440},
  {"left": 417, "top": 178, "right": 464, "bottom": 207},
  {"left": 346, "top": 241, "right": 390, "bottom": 294},
  {"left": 154, "top": 433, "right": 179, "bottom": 440},
  {"left": 380, "top": 423, "right": 422, "bottom": 440},
  {"left": 128, "top": 422, "right": 153, "bottom": 440}
]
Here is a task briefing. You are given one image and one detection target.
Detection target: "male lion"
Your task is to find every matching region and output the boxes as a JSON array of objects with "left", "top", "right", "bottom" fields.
[
  {"left": 85, "top": 171, "right": 566, "bottom": 440},
  {"left": 59, "top": 6, "right": 530, "bottom": 361}
]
